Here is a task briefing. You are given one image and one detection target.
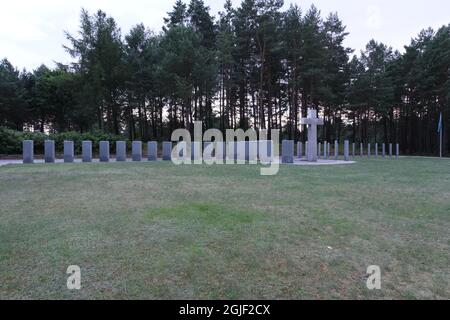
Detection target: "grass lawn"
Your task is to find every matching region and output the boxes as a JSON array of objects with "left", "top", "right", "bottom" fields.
[{"left": 0, "top": 157, "right": 449, "bottom": 299}]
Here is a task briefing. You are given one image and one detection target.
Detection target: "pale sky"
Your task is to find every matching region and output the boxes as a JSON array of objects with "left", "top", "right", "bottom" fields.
[{"left": 1, "top": 0, "right": 449, "bottom": 71}]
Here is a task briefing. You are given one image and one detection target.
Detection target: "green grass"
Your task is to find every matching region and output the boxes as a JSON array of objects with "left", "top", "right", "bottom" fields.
[{"left": 0, "top": 157, "right": 449, "bottom": 299}]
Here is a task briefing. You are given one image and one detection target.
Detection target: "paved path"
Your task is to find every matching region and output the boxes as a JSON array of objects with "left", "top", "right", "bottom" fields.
[
  {"left": 2, "top": 155, "right": 448, "bottom": 168},
  {"left": 292, "top": 159, "right": 355, "bottom": 166},
  {"left": 0, "top": 160, "right": 24, "bottom": 167},
  {"left": 0, "top": 159, "right": 111, "bottom": 166}
]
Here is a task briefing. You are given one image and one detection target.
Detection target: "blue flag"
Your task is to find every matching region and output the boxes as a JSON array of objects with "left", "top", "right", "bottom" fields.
[{"left": 438, "top": 113, "right": 443, "bottom": 133}]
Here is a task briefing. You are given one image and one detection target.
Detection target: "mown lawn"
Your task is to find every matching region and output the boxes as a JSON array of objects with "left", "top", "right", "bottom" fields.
[{"left": 0, "top": 157, "right": 449, "bottom": 299}]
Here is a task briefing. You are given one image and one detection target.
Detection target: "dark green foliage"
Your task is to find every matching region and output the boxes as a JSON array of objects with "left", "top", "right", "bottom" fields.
[
  {"left": 0, "top": 127, "right": 126, "bottom": 154},
  {"left": 0, "top": 59, "right": 27, "bottom": 130}
]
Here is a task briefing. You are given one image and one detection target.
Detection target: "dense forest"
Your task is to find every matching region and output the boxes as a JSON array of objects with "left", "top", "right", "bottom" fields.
[{"left": 0, "top": 0, "right": 449, "bottom": 155}]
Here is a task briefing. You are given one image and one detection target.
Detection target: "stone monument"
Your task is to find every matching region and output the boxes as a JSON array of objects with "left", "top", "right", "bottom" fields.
[{"left": 300, "top": 108, "right": 324, "bottom": 162}]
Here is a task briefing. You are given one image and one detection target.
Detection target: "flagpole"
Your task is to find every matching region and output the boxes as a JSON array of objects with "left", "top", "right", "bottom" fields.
[{"left": 438, "top": 112, "right": 443, "bottom": 158}]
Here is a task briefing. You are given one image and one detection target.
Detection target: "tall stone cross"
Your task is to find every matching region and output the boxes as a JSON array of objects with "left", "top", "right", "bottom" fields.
[{"left": 300, "top": 108, "right": 324, "bottom": 162}]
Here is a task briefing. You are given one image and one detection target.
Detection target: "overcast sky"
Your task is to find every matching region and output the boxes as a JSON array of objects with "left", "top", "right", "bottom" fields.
[{"left": 1, "top": 0, "right": 449, "bottom": 71}]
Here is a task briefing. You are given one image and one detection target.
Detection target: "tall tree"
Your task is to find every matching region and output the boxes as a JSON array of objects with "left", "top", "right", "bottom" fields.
[
  {"left": 65, "top": 9, "right": 125, "bottom": 134},
  {"left": 283, "top": 4, "right": 303, "bottom": 139},
  {"left": 321, "top": 12, "right": 352, "bottom": 141},
  {"left": 0, "top": 59, "right": 27, "bottom": 130}
]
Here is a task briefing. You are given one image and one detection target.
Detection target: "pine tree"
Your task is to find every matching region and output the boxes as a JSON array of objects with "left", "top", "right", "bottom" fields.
[
  {"left": 0, "top": 59, "right": 27, "bottom": 130},
  {"left": 65, "top": 9, "right": 125, "bottom": 134}
]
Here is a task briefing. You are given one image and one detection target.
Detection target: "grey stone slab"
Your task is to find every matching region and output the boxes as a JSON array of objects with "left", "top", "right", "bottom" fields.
[
  {"left": 282, "top": 140, "right": 294, "bottom": 164},
  {"left": 226, "top": 142, "right": 238, "bottom": 162},
  {"left": 382, "top": 143, "right": 386, "bottom": 158},
  {"left": 116, "top": 141, "right": 126, "bottom": 162},
  {"left": 396, "top": 144, "right": 399, "bottom": 159},
  {"left": 241, "top": 141, "right": 258, "bottom": 162},
  {"left": 191, "top": 141, "right": 201, "bottom": 161},
  {"left": 203, "top": 141, "right": 212, "bottom": 161},
  {"left": 269, "top": 140, "right": 274, "bottom": 159},
  {"left": 225, "top": 142, "right": 232, "bottom": 161},
  {"left": 172, "top": 141, "right": 184, "bottom": 162},
  {"left": 206, "top": 141, "right": 224, "bottom": 162},
  {"left": 375, "top": 143, "right": 378, "bottom": 158},
  {"left": 367, "top": 143, "right": 371, "bottom": 158},
  {"left": 389, "top": 143, "right": 393, "bottom": 158},
  {"left": 148, "top": 141, "right": 157, "bottom": 161},
  {"left": 225, "top": 142, "right": 237, "bottom": 161},
  {"left": 176, "top": 141, "right": 187, "bottom": 161},
  {"left": 82, "top": 141, "right": 92, "bottom": 162},
  {"left": 44, "top": 140, "right": 55, "bottom": 163},
  {"left": 203, "top": 141, "right": 225, "bottom": 162},
  {"left": 259, "top": 140, "right": 273, "bottom": 163},
  {"left": 162, "top": 142, "right": 172, "bottom": 161},
  {"left": 99, "top": 141, "right": 110, "bottom": 162},
  {"left": 23, "top": 140, "right": 34, "bottom": 164},
  {"left": 248, "top": 141, "right": 258, "bottom": 163},
  {"left": 360, "top": 143, "right": 364, "bottom": 157},
  {"left": 323, "top": 141, "right": 327, "bottom": 159},
  {"left": 344, "top": 140, "right": 350, "bottom": 161},
  {"left": 64, "top": 140, "right": 74, "bottom": 163},
  {"left": 327, "top": 142, "right": 331, "bottom": 159},
  {"left": 132, "top": 141, "right": 142, "bottom": 161},
  {"left": 245, "top": 141, "right": 249, "bottom": 161},
  {"left": 334, "top": 141, "right": 339, "bottom": 160},
  {"left": 305, "top": 142, "right": 309, "bottom": 158},
  {"left": 297, "top": 142, "right": 303, "bottom": 159},
  {"left": 236, "top": 141, "right": 246, "bottom": 162},
  {"left": 215, "top": 141, "right": 226, "bottom": 161}
]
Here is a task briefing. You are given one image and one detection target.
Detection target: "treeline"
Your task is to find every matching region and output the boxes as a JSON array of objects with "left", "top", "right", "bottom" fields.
[{"left": 0, "top": 0, "right": 449, "bottom": 155}]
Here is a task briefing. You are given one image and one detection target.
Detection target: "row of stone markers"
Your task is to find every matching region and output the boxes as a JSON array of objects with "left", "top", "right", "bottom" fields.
[
  {"left": 295, "top": 141, "right": 400, "bottom": 160},
  {"left": 22, "top": 140, "right": 161, "bottom": 164},
  {"left": 285, "top": 140, "right": 362, "bottom": 162},
  {"left": 350, "top": 142, "right": 400, "bottom": 159},
  {"left": 294, "top": 140, "right": 350, "bottom": 162}
]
